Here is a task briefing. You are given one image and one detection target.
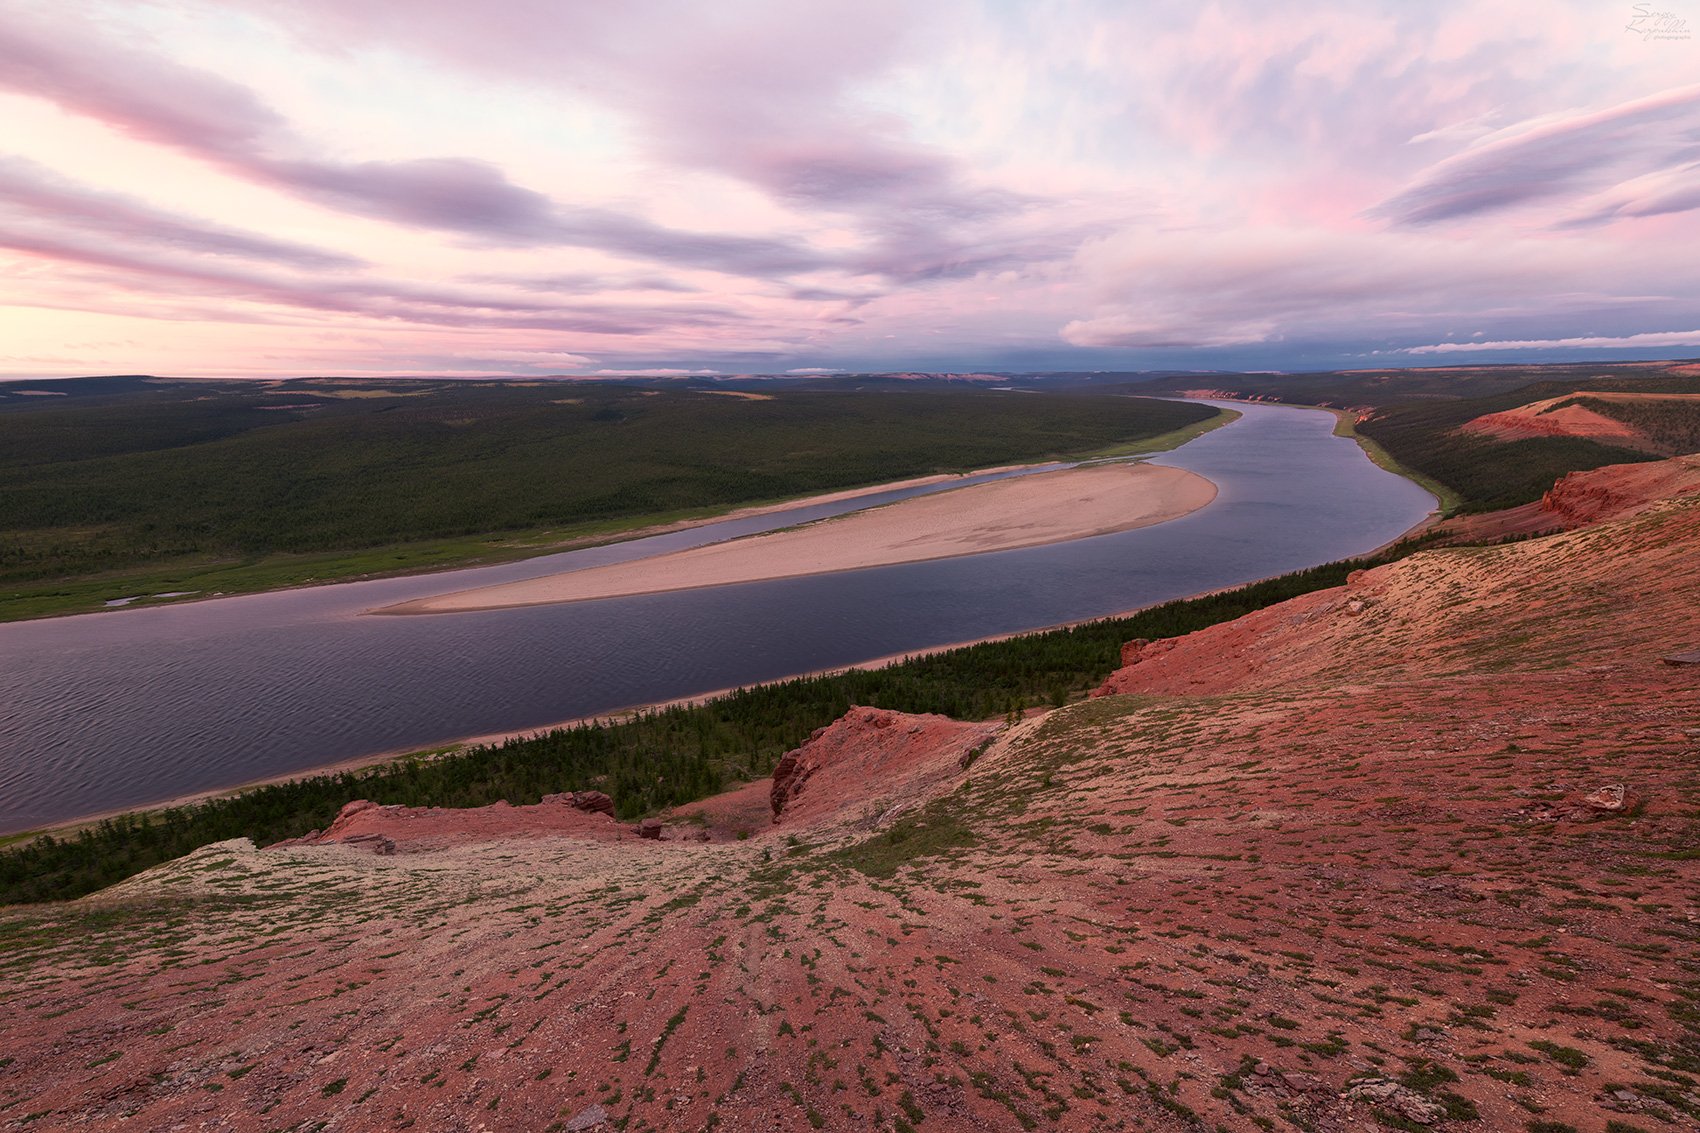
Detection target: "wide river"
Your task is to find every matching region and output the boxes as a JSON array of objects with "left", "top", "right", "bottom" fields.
[{"left": 0, "top": 401, "right": 1434, "bottom": 833}]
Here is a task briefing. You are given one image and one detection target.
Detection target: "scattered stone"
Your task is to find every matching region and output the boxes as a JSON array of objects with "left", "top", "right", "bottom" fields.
[
  {"left": 1344, "top": 1078, "right": 1447, "bottom": 1125},
  {"left": 564, "top": 1103, "right": 609, "bottom": 1130},
  {"left": 1254, "top": 1062, "right": 1272, "bottom": 1077},
  {"left": 1661, "top": 649, "right": 1700, "bottom": 665},
  {"left": 1582, "top": 784, "right": 1627, "bottom": 812},
  {"left": 873, "top": 801, "right": 914, "bottom": 828}
]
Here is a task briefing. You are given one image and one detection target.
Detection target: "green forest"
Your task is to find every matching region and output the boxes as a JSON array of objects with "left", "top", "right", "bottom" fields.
[
  {"left": 0, "top": 539, "right": 1427, "bottom": 905},
  {"left": 1567, "top": 395, "right": 1700, "bottom": 455},
  {"left": 0, "top": 377, "right": 1215, "bottom": 620}
]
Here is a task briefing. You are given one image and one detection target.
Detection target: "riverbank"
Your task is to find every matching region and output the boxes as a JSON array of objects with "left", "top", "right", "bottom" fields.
[
  {"left": 1324, "top": 408, "right": 1461, "bottom": 516},
  {"left": 377, "top": 463, "right": 1218, "bottom": 615},
  {"left": 4, "top": 521, "right": 1433, "bottom": 856},
  {"left": 2, "top": 398, "right": 1436, "bottom": 844},
  {"left": 0, "top": 406, "right": 1236, "bottom": 624},
  {"left": 12, "top": 525, "right": 1445, "bottom": 851}
]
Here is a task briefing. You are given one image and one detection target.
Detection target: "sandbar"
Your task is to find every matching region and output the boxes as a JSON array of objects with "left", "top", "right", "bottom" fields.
[{"left": 376, "top": 462, "right": 1217, "bottom": 615}]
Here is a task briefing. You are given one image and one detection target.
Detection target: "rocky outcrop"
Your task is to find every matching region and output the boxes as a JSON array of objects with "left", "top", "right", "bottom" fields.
[
  {"left": 769, "top": 706, "right": 1000, "bottom": 825},
  {"left": 1343, "top": 1079, "right": 1446, "bottom": 1125},
  {"left": 337, "top": 832, "right": 396, "bottom": 856},
  {"left": 276, "top": 794, "right": 625, "bottom": 853},
  {"left": 545, "top": 790, "right": 616, "bottom": 817},
  {"left": 1118, "top": 637, "right": 1180, "bottom": 667},
  {"left": 1539, "top": 455, "right": 1700, "bottom": 528},
  {"left": 770, "top": 725, "right": 836, "bottom": 820},
  {"left": 1582, "top": 783, "right": 1628, "bottom": 812},
  {"left": 1092, "top": 453, "right": 1700, "bottom": 701}
]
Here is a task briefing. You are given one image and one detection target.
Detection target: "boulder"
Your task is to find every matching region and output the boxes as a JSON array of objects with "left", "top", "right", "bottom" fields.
[
  {"left": 1118, "top": 637, "right": 1178, "bottom": 668},
  {"left": 571, "top": 791, "right": 615, "bottom": 817},
  {"left": 334, "top": 799, "right": 380, "bottom": 823},
  {"left": 543, "top": 790, "right": 615, "bottom": 816},
  {"left": 1282, "top": 1071, "right": 1328, "bottom": 1094},
  {"left": 564, "top": 1104, "right": 609, "bottom": 1131},
  {"left": 1119, "top": 638, "right": 1150, "bottom": 666},
  {"left": 636, "top": 818, "right": 664, "bottom": 840}
]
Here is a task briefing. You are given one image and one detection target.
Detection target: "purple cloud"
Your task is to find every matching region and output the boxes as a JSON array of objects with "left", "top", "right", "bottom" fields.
[
  {"left": 0, "top": 9, "right": 282, "bottom": 157},
  {"left": 0, "top": 157, "right": 364, "bottom": 270},
  {"left": 212, "top": 0, "right": 1035, "bottom": 279},
  {"left": 1059, "top": 223, "right": 1700, "bottom": 353},
  {"left": 474, "top": 272, "right": 700, "bottom": 295},
  {"left": 0, "top": 224, "right": 747, "bottom": 336},
  {"left": 1370, "top": 83, "right": 1700, "bottom": 226},
  {"left": 0, "top": 8, "right": 831, "bottom": 277}
]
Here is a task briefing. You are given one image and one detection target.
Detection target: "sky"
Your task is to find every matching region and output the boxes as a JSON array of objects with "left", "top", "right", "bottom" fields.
[{"left": 2, "top": 0, "right": 1699, "bottom": 379}]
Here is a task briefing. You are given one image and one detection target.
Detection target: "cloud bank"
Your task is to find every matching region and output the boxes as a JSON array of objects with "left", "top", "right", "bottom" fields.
[{"left": 2, "top": 0, "right": 1698, "bottom": 377}]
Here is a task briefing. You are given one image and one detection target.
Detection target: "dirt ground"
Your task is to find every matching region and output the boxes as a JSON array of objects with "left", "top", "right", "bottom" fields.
[{"left": 3, "top": 457, "right": 1697, "bottom": 1132}]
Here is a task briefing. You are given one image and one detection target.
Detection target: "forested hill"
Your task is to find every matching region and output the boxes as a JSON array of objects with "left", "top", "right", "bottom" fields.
[{"left": 0, "top": 377, "right": 1215, "bottom": 620}]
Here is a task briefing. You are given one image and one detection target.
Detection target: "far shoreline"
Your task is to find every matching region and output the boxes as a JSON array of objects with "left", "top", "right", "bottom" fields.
[{"left": 1, "top": 409, "right": 1238, "bottom": 625}]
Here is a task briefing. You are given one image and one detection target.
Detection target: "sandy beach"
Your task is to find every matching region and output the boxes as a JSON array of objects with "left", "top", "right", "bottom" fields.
[{"left": 376, "top": 462, "right": 1217, "bottom": 615}]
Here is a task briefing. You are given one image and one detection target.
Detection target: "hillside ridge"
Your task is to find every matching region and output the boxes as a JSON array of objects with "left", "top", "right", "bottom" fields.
[{"left": 3, "top": 457, "right": 1698, "bottom": 1131}]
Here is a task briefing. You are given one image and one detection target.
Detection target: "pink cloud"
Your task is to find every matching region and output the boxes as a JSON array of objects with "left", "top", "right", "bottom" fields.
[
  {"left": 1371, "top": 82, "right": 1700, "bottom": 226},
  {"left": 1060, "top": 223, "right": 1700, "bottom": 351},
  {"left": 0, "top": 224, "right": 750, "bottom": 336},
  {"left": 211, "top": 0, "right": 1042, "bottom": 281},
  {"left": 0, "top": 6, "right": 833, "bottom": 277},
  {"left": 0, "top": 157, "right": 361, "bottom": 269}
]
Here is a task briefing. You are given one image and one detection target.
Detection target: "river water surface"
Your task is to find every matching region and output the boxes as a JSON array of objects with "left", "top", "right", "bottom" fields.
[{"left": 0, "top": 401, "right": 1434, "bottom": 832}]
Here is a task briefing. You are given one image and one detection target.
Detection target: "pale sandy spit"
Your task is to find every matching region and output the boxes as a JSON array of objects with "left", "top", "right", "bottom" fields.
[{"left": 375, "top": 462, "right": 1217, "bottom": 615}]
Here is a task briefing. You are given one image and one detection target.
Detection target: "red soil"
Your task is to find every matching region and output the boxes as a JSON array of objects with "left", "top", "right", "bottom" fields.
[
  {"left": 4, "top": 460, "right": 1700, "bottom": 1132},
  {"left": 1430, "top": 452, "right": 1700, "bottom": 543},
  {"left": 1458, "top": 391, "right": 1700, "bottom": 451},
  {"left": 770, "top": 707, "right": 1001, "bottom": 827},
  {"left": 276, "top": 794, "right": 630, "bottom": 853}
]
